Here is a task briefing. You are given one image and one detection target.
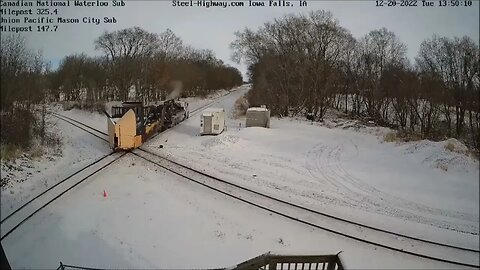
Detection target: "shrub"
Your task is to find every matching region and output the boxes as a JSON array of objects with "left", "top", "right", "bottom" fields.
[
  {"left": 444, "top": 141, "right": 455, "bottom": 152},
  {"left": 29, "top": 143, "right": 44, "bottom": 159},
  {"left": 1, "top": 106, "right": 62, "bottom": 162},
  {"left": 0, "top": 108, "right": 35, "bottom": 149},
  {"left": 383, "top": 131, "right": 397, "bottom": 142},
  {"left": 0, "top": 144, "right": 23, "bottom": 161},
  {"left": 396, "top": 130, "right": 423, "bottom": 142}
]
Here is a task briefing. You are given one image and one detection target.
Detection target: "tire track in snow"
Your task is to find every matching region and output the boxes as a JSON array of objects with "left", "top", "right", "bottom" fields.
[
  {"left": 333, "top": 144, "right": 478, "bottom": 224},
  {"left": 134, "top": 148, "right": 480, "bottom": 268},
  {"left": 305, "top": 142, "right": 478, "bottom": 235}
]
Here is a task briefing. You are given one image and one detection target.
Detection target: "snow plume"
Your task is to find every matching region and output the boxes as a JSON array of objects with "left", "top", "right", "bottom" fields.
[{"left": 168, "top": 80, "right": 183, "bottom": 99}]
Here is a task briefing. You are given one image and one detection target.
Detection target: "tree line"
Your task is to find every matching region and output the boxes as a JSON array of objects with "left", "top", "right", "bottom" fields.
[
  {"left": 231, "top": 10, "right": 479, "bottom": 150},
  {"left": 50, "top": 27, "right": 242, "bottom": 103},
  {"left": 1, "top": 34, "right": 50, "bottom": 155},
  {"left": 0, "top": 27, "right": 242, "bottom": 158}
]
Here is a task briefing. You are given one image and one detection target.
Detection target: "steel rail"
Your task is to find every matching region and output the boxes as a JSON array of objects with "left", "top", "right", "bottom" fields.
[
  {"left": 49, "top": 112, "right": 108, "bottom": 142},
  {"left": 0, "top": 152, "right": 115, "bottom": 224},
  {"left": 132, "top": 149, "right": 479, "bottom": 268},
  {"left": 1, "top": 153, "right": 126, "bottom": 241},
  {"left": 50, "top": 112, "right": 108, "bottom": 136},
  {"left": 137, "top": 147, "right": 479, "bottom": 253}
]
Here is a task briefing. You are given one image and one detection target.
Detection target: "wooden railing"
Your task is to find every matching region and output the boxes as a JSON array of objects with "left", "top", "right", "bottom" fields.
[
  {"left": 57, "top": 252, "right": 344, "bottom": 270},
  {"left": 233, "top": 252, "right": 344, "bottom": 270}
]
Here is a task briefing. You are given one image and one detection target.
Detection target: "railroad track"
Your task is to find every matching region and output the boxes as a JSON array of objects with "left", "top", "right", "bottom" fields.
[
  {"left": 49, "top": 87, "right": 237, "bottom": 145},
  {"left": 50, "top": 112, "right": 109, "bottom": 142},
  {"left": 48, "top": 108, "right": 479, "bottom": 268},
  {"left": 0, "top": 113, "right": 125, "bottom": 241},
  {"left": 133, "top": 147, "right": 480, "bottom": 268},
  {"left": 0, "top": 151, "right": 125, "bottom": 241},
  {"left": 147, "top": 89, "right": 236, "bottom": 142},
  {"left": 189, "top": 89, "right": 235, "bottom": 116}
]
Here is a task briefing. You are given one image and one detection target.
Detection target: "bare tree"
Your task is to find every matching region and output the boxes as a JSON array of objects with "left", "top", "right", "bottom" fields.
[
  {"left": 1, "top": 34, "right": 48, "bottom": 149},
  {"left": 1, "top": 34, "right": 45, "bottom": 110},
  {"left": 358, "top": 28, "right": 408, "bottom": 122},
  {"left": 416, "top": 35, "right": 480, "bottom": 142},
  {"left": 95, "top": 27, "right": 159, "bottom": 100},
  {"left": 158, "top": 29, "right": 184, "bottom": 61},
  {"left": 232, "top": 10, "right": 360, "bottom": 119}
]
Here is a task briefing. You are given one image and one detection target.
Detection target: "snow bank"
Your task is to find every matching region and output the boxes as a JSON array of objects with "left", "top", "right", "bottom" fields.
[{"left": 401, "top": 139, "right": 478, "bottom": 174}]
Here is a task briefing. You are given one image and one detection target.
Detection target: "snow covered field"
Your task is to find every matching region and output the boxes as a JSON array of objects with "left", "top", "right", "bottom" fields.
[
  {"left": 148, "top": 86, "right": 479, "bottom": 242},
  {"left": 1, "top": 85, "right": 479, "bottom": 269}
]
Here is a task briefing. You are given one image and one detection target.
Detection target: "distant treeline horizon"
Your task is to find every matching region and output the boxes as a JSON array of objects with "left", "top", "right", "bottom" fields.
[
  {"left": 0, "top": 27, "right": 243, "bottom": 154},
  {"left": 1, "top": 9, "right": 479, "bottom": 153},
  {"left": 231, "top": 10, "right": 479, "bottom": 150}
]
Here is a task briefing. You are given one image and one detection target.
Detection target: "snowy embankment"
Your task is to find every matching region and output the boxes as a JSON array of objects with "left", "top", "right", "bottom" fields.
[
  {"left": 0, "top": 88, "right": 232, "bottom": 216},
  {"left": 0, "top": 109, "right": 111, "bottom": 218},
  {"left": 1, "top": 85, "right": 478, "bottom": 269}
]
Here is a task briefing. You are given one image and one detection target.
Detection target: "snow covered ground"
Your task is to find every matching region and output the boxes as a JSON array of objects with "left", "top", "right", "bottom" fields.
[
  {"left": 0, "top": 110, "right": 111, "bottom": 218},
  {"left": 1, "top": 85, "right": 479, "bottom": 269},
  {"left": 148, "top": 86, "right": 479, "bottom": 242}
]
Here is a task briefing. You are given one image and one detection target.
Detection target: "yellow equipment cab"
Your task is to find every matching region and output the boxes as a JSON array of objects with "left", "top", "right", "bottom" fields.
[{"left": 107, "top": 100, "right": 188, "bottom": 151}]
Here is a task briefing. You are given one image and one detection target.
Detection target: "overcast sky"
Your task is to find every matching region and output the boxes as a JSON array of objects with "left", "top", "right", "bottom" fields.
[{"left": 13, "top": 0, "right": 480, "bottom": 76}]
